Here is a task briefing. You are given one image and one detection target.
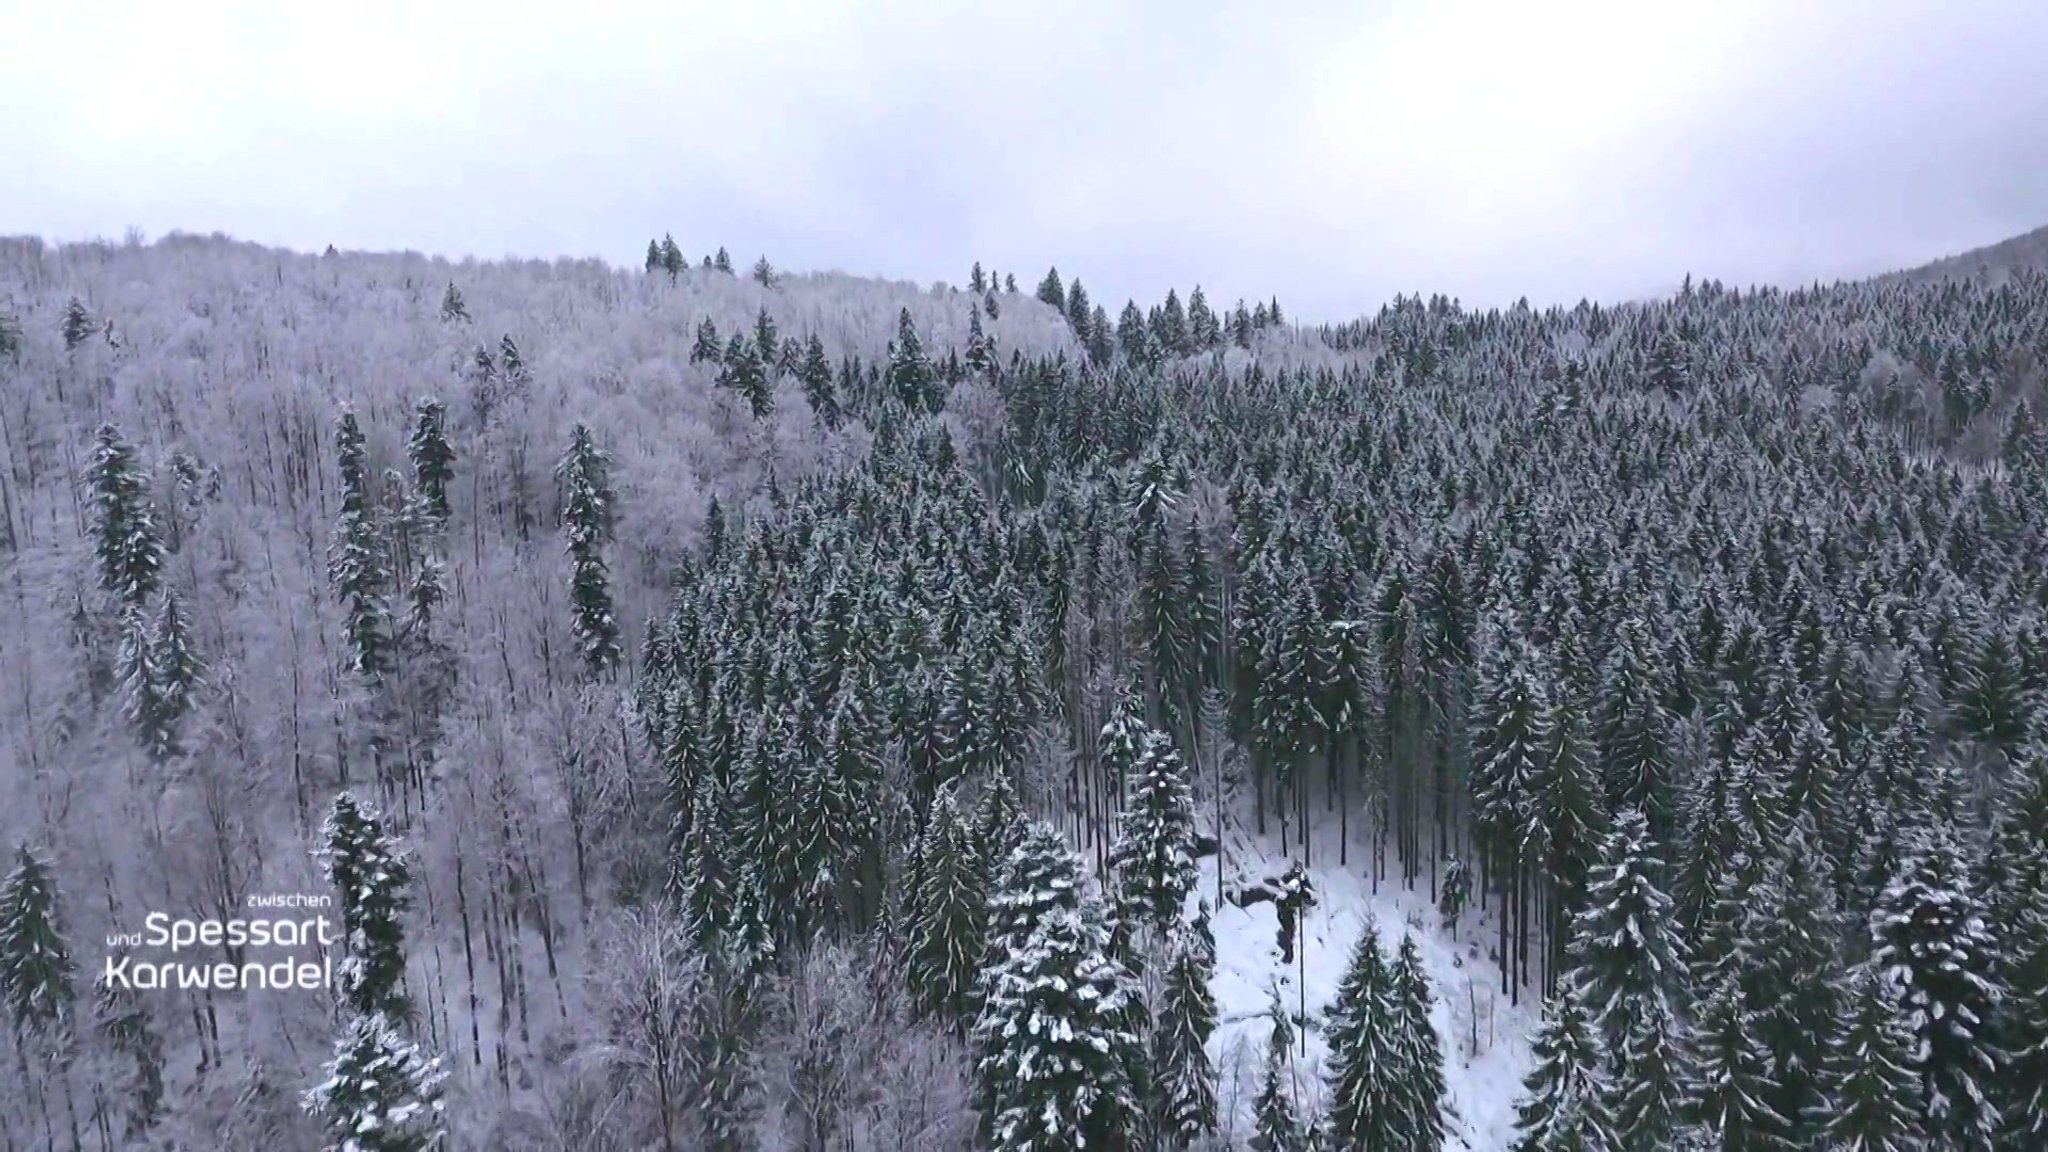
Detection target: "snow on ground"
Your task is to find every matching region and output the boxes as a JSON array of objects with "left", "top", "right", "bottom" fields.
[{"left": 1196, "top": 812, "right": 1537, "bottom": 1150}]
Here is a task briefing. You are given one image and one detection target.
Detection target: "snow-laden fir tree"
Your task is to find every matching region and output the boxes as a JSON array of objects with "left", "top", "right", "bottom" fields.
[
  {"left": 438, "top": 281, "right": 467, "bottom": 322},
  {"left": 1189, "top": 285, "right": 1220, "bottom": 348},
  {"left": 971, "top": 828, "right": 1145, "bottom": 1151},
  {"left": 1388, "top": 933, "right": 1450, "bottom": 1151},
  {"left": 302, "top": 1010, "right": 448, "bottom": 1152},
  {"left": 1152, "top": 916, "right": 1219, "bottom": 1147},
  {"left": 316, "top": 792, "right": 414, "bottom": 1019},
  {"left": 1325, "top": 912, "right": 1406, "bottom": 1150},
  {"left": 496, "top": 333, "right": 526, "bottom": 382},
  {"left": 797, "top": 333, "right": 838, "bottom": 427},
  {"left": 690, "top": 317, "right": 723, "bottom": 365},
  {"left": 1682, "top": 969, "right": 1795, "bottom": 1152},
  {"left": 713, "top": 246, "right": 734, "bottom": 273},
  {"left": 751, "top": 255, "right": 777, "bottom": 288},
  {"left": 0, "top": 844, "right": 75, "bottom": 1036},
  {"left": 1993, "top": 844, "right": 2048, "bottom": 1148},
  {"left": 964, "top": 302, "right": 991, "bottom": 374},
  {"left": 1035, "top": 267, "right": 1064, "bottom": 311},
  {"left": 721, "top": 333, "right": 773, "bottom": 419},
  {"left": 1512, "top": 981, "right": 1615, "bottom": 1152},
  {"left": 1065, "top": 278, "right": 1091, "bottom": 333},
  {"left": 1594, "top": 619, "right": 1676, "bottom": 845},
  {"left": 93, "top": 952, "right": 165, "bottom": 1137},
  {"left": 1252, "top": 986, "right": 1307, "bottom": 1152},
  {"left": 116, "top": 601, "right": 167, "bottom": 757},
  {"left": 1099, "top": 678, "right": 1151, "bottom": 799},
  {"left": 886, "top": 308, "right": 939, "bottom": 413},
  {"left": 557, "top": 423, "right": 621, "bottom": 675},
  {"left": 404, "top": 398, "right": 454, "bottom": 527},
  {"left": 1816, "top": 965, "right": 1925, "bottom": 1152},
  {"left": 977, "top": 821, "right": 1085, "bottom": 1003},
  {"left": 1869, "top": 818, "right": 2004, "bottom": 1151},
  {"left": 328, "top": 411, "right": 392, "bottom": 680},
  {"left": 62, "top": 296, "right": 94, "bottom": 350},
  {"left": 86, "top": 423, "right": 164, "bottom": 606},
  {"left": 1108, "top": 728, "right": 1199, "bottom": 933},
  {"left": 1470, "top": 607, "right": 1552, "bottom": 899},
  {"left": 905, "top": 790, "right": 986, "bottom": 1032},
  {"left": 971, "top": 766, "right": 1026, "bottom": 899},
  {"left": 1439, "top": 854, "right": 1471, "bottom": 936},
  {"left": 752, "top": 306, "right": 779, "bottom": 365},
  {"left": 119, "top": 586, "right": 203, "bottom": 760},
  {"left": 1568, "top": 807, "right": 1686, "bottom": 1152},
  {"left": 1739, "top": 826, "right": 1844, "bottom": 1144}
]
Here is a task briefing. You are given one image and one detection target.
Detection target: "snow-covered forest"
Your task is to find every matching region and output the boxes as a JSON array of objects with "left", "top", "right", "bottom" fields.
[{"left": 1, "top": 227, "right": 2046, "bottom": 1151}]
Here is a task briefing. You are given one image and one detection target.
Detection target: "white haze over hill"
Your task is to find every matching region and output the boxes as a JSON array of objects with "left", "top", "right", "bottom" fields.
[{"left": 5, "top": 1, "right": 2048, "bottom": 320}]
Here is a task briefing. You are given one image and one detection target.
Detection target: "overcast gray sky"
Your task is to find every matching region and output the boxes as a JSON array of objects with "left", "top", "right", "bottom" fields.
[{"left": 5, "top": 0, "right": 2046, "bottom": 321}]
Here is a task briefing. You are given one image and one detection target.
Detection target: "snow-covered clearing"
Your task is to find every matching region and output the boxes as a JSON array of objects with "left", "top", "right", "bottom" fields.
[{"left": 1200, "top": 813, "right": 1537, "bottom": 1149}]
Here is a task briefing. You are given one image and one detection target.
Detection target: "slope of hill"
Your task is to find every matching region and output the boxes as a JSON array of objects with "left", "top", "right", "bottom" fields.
[
  {"left": 1884, "top": 221, "right": 2048, "bottom": 286},
  {"left": 3, "top": 227, "right": 2046, "bottom": 1151}
]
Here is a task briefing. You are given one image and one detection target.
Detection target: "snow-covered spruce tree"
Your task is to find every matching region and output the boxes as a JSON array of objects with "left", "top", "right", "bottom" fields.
[
  {"left": 751, "top": 306, "right": 779, "bottom": 365},
  {"left": 1099, "top": 678, "right": 1151, "bottom": 798},
  {"left": 61, "top": 295, "right": 94, "bottom": 351},
  {"left": 328, "top": 411, "right": 392, "bottom": 680},
  {"left": 979, "top": 820, "right": 1084, "bottom": 969},
  {"left": 1252, "top": 987, "right": 1307, "bottom": 1152},
  {"left": 964, "top": 302, "right": 991, "bottom": 375},
  {"left": 797, "top": 333, "right": 838, "bottom": 428},
  {"left": 690, "top": 317, "right": 723, "bottom": 365},
  {"left": 86, "top": 423, "right": 165, "bottom": 607},
  {"left": 1869, "top": 819, "right": 2004, "bottom": 1151},
  {"left": 1108, "top": 728, "right": 1199, "bottom": 934},
  {"left": 751, "top": 255, "right": 777, "bottom": 288},
  {"left": 497, "top": 334, "right": 526, "bottom": 382},
  {"left": 557, "top": 423, "right": 622, "bottom": 675},
  {"left": 1325, "top": 913, "right": 1405, "bottom": 1150},
  {"left": 905, "top": 790, "right": 987, "bottom": 1032},
  {"left": 93, "top": 955, "right": 165, "bottom": 1137},
  {"left": 119, "top": 586, "right": 203, "bottom": 760},
  {"left": 1994, "top": 848, "right": 2048, "bottom": 1148},
  {"left": 723, "top": 333, "right": 773, "bottom": 419},
  {"left": 405, "top": 398, "right": 454, "bottom": 527},
  {"left": 0, "top": 844, "right": 75, "bottom": 1036},
  {"left": 302, "top": 1010, "right": 448, "bottom": 1152},
  {"left": 1512, "top": 981, "right": 1615, "bottom": 1152},
  {"left": 116, "top": 601, "right": 168, "bottom": 757},
  {"left": 1740, "top": 826, "right": 1844, "bottom": 1145},
  {"left": 316, "top": 792, "right": 414, "bottom": 1019},
  {"left": 1682, "top": 970, "right": 1795, "bottom": 1152},
  {"left": 438, "top": 281, "right": 468, "bottom": 322},
  {"left": 1439, "top": 854, "right": 1471, "bottom": 936},
  {"left": 1470, "top": 608, "right": 1551, "bottom": 920},
  {"left": 1035, "top": 267, "right": 1065, "bottom": 312},
  {"left": 1152, "top": 917, "right": 1219, "bottom": 1147},
  {"left": 970, "top": 766, "right": 1026, "bottom": 900},
  {"left": 1815, "top": 965, "right": 1925, "bottom": 1152},
  {"left": 971, "top": 889, "right": 1145, "bottom": 1148},
  {"left": 886, "top": 308, "right": 940, "bottom": 414},
  {"left": 1389, "top": 933, "right": 1450, "bottom": 1150},
  {"left": 1593, "top": 619, "right": 1676, "bottom": 846},
  {"left": 1567, "top": 807, "right": 1686, "bottom": 1152}
]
